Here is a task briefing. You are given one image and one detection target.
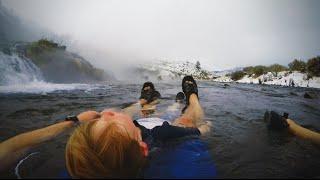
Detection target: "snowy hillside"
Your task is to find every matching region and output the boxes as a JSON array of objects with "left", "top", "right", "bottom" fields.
[
  {"left": 129, "top": 60, "right": 320, "bottom": 89},
  {"left": 213, "top": 71, "right": 320, "bottom": 89},
  {"left": 212, "top": 67, "right": 243, "bottom": 77},
  {"left": 133, "top": 60, "right": 216, "bottom": 81},
  {"left": 236, "top": 71, "right": 320, "bottom": 89}
]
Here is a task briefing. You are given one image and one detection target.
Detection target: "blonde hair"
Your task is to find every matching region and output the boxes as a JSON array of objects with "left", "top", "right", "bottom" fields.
[{"left": 65, "top": 120, "right": 146, "bottom": 178}]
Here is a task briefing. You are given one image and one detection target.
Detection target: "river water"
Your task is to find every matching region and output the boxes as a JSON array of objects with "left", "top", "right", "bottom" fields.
[{"left": 0, "top": 81, "right": 320, "bottom": 178}]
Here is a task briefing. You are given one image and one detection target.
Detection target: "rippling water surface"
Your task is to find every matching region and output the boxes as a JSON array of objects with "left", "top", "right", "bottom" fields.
[{"left": 0, "top": 81, "right": 320, "bottom": 178}]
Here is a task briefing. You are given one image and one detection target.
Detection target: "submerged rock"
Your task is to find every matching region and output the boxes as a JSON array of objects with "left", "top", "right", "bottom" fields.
[
  {"left": 289, "top": 92, "right": 298, "bottom": 96},
  {"left": 304, "top": 92, "right": 318, "bottom": 99}
]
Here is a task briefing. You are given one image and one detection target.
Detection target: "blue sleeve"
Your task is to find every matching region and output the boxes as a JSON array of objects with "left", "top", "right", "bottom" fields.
[{"left": 151, "top": 122, "right": 200, "bottom": 142}]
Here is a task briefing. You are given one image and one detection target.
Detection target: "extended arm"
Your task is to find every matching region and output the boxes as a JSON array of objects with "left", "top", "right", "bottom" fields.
[
  {"left": 0, "top": 121, "right": 74, "bottom": 172},
  {"left": 0, "top": 111, "right": 100, "bottom": 172}
]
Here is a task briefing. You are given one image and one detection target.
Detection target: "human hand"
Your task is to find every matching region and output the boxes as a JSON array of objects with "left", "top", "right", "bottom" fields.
[
  {"left": 148, "top": 99, "right": 160, "bottom": 106},
  {"left": 77, "top": 110, "right": 101, "bottom": 123},
  {"left": 139, "top": 99, "right": 148, "bottom": 106},
  {"left": 140, "top": 105, "right": 156, "bottom": 117}
]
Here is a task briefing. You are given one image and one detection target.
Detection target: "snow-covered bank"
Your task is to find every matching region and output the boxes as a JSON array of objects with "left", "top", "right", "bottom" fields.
[
  {"left": 131, "top": 60, "right": 216, "bottom": 82},
  {"left": 215, "top": 71, "right": 320, "bottom": 89},
  {"left": 130, "top": 60, "right": 320, "bottom": 89},
  {"left": 212, "top": 76, "right": 233, "bottom": 83}
]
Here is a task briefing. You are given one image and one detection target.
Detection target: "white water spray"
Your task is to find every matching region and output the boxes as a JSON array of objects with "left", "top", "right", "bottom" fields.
[{"left": 0, "top": 52, "right": 43, "bottom": 85}]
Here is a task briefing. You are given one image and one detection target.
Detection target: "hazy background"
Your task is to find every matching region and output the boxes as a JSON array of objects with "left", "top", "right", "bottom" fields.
[{"left": 2, "top": 0, "right": 320, "bottom": 74}]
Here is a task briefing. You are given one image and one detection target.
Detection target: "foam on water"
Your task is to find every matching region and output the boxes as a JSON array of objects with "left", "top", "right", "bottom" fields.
[
  {"left": 0, "top": 52, "right": 43, "bottom": 85},
  {"left": 0, "top": 81, "right": 110, "bottom": 94}
]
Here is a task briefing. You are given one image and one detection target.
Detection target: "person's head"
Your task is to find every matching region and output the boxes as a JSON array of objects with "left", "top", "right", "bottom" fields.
[
  {"left": 66, "top": 110, "right": 148, "bottom": 178},
  {"left": 142, "top": 82, "right": 155, "bottom": 91}
]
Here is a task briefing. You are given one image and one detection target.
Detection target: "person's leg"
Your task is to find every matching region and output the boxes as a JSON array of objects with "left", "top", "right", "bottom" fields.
[
  {"left": 166, "top": 102, "right": 183, "bottom": 113},
  {"left": 122, "top": 102, "right": 141, "bottom": 118},
  {"left": 172, "top": 93, "right": 212, "bottom": 134},
  {"left": 172, "top": 93, "right": 204, "bottom": 128},
  {"left": 265, "top": 111, "right": 320, "bottom": 145},
  {"left": 287, "top": 119, "right": 320, "bottom": 145},
  {"left": 170, "top": 76, "right": 212, "bottom": 135},
  {"left": 159, "top": 93, "right": 185, "bottom": 121}
]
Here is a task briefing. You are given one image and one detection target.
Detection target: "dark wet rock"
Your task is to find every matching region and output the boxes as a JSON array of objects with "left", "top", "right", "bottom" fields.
[
  {"left": 14, "top": 39, "right": 114, "bottom": 83},
  {"left": 223, "top": 83, "right": 230, "bottom": 88},
  {"left": 289, "top": 92, "right": 298, "bottom": 96},
  {"left": 304, "top": 92, "right": 318, "bottom": 99}
]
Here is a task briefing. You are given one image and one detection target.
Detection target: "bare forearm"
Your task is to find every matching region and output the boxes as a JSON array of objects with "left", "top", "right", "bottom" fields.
[
  {"left": 139, "top": 99, "right": 159, "bottom": 106},
  {"left": 0, "top": 120, "right": 74, "bottom": 172},
  {"left": 0, "top": 110, "right": 99, "bottom": 172},
  {"left": 0, "top": 121, "right": 74, "bottom": 160},
  {"left": 148, "top": 99, "right": 160, "bottom": 106}
]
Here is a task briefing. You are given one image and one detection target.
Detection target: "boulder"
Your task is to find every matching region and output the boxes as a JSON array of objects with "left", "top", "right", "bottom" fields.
[
  {"left": 14, "top": 40, "right": 112, "bottom": 83},
  {"left": 289, "top": 92, "right": 298, "bottom": 96},
  {"left": 304, "top": 92, "right": 318, "bottom": 99}
]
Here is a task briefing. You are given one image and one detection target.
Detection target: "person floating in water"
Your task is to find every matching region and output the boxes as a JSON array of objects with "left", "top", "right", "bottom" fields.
[
  {"left": 0, "top": 76, "right": 214, "bottom": 178},
  {"left": 139, "top": 81, "right": 161, "bottom": 106},
  {"left": 2, "top": 76, "right": 319, "bottom": 178}
]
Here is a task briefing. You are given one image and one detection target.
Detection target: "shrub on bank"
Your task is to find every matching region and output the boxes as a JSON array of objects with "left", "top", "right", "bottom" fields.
[
  {"left": 307, "top": 56, "right": 320, "bottom": 77},
  {"left": 231, "top": 71, "right": 245, "bottom": 81}
]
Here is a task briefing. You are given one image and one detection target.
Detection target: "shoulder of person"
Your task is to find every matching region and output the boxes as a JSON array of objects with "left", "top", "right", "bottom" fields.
[{"left": 153, "top": 91, "right": 161, "bottom": 97}]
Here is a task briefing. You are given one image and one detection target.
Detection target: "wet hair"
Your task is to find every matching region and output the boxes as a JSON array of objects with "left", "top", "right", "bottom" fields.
[
  {"left": 142, "top": 82, "right": 155, "bottom": 91},
  {"left": 66, "top": 120, "right": 146, "bottom": 178}
]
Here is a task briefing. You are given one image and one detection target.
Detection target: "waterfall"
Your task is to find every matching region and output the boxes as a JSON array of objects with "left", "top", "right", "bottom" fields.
[{"left": 0, "top": 52, "right": 44, "bottom": 85}]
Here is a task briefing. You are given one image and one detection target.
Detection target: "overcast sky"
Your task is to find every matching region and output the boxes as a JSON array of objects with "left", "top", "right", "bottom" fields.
[{"left": 3, "top": 0, "right": 320, "bottom": 72}]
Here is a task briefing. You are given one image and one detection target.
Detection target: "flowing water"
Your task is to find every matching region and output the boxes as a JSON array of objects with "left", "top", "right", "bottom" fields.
[
  {"left": 0, "top": 82, "right": 320, "bottom": 178},
  {"left": 0, "top": 53, "right": 320, "bottom": 178},
  {"left": 0, "top": 52, "right": 43, "bottom": 86}
]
